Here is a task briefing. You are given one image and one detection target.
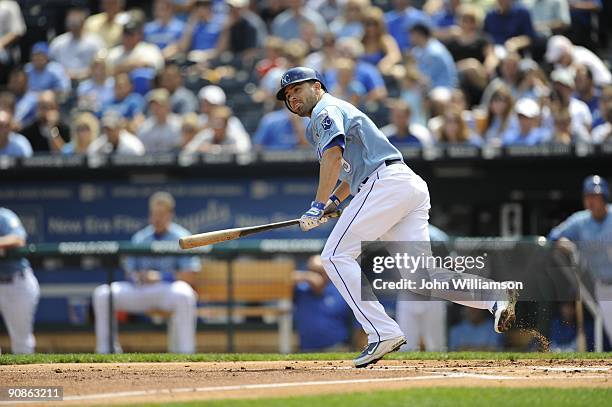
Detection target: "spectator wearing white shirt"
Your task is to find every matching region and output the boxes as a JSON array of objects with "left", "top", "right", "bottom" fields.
[
  {"left": 88, "top": 110, "right": 145, "bottom": 155},
  {"left": 550, "top": 68, "right": 592, "bottom": 143},
  {"left": 49, "top": 8, "right": 105, "bottom": 81},
  {"left": 107, "top": 17, "right": 164, "bottom": 76},
  {"left": 185, "top": 105, "right": 251, "bottom": 154},
  {"left": 197, "top": 85, "right": 250, "bottom": 146},
  {"left": 0, "top": 0, "right": 26, "bottom": 85},
  {"left": 137, "top": 88, "right": 181, "bottom": 152}
]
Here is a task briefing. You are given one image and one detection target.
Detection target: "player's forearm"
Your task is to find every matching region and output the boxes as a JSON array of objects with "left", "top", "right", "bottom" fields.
[
  {"left": 0, "top": 235, "right": 25, "bottom": 249},
  {"left": 315, "top": 146, "right": 342, "bottom": 203},
  {"left": 332, "top": 181, "right": 351, "bottom": 202}
]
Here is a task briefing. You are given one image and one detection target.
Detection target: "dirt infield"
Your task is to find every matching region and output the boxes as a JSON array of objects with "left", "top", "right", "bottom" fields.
[{"left": 1, "top": 359, "right": 610, "bottom": 406}]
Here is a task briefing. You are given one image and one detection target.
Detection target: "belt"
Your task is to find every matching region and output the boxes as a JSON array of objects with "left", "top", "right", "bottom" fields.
[
  {"left": 360, "top": 158, "right": 405, "bottom": 186},
  {"left": 0, "top": 270, "right": 25, "bottom": 284}
]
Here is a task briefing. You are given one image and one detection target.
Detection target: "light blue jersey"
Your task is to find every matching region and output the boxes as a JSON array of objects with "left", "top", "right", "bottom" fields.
[
  {"left": 548, "top": 206, "right": 612, "bottom": 283},
  {"left": 0, "top": 208, "right": 31, "bottom": 276},
  {"left": 306, "top": 93, "right": 403, "bottom": 195}
]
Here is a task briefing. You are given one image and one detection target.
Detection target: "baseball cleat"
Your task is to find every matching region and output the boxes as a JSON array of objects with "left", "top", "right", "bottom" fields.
[
  {"left": 492, "top": 287, "right": 519, "bottom": 333},
  {"left": 353, "top": 335, "right": 406, "bottom": 368}
]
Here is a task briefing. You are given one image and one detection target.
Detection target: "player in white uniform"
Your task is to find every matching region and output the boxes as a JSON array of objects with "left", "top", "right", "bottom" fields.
[
  {"left": 276, "top": 67, "right": 517, "bottom": 367},
  {"left": 0, "top": 207, "right": 40, "bottom": 354}
]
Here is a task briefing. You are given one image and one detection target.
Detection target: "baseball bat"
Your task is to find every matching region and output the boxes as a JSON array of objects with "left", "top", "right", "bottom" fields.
[{"left": 179, "top": 210, "right": 342, "bottom": 249}]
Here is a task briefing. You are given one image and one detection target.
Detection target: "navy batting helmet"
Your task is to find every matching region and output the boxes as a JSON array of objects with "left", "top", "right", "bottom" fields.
[
  {"left": 583, "top": 175, "right": 609, "bottom": 200},
  {"left": 275, "top": 67, "right": 327, "bottom": 101}
]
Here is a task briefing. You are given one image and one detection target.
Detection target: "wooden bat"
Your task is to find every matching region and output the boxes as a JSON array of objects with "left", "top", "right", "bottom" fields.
[
  {"left": 179, "top": 210, "right": 342, "bottom": 249},
  {"left": 575, "top": 299, "right": 586, "bottom": 352}
]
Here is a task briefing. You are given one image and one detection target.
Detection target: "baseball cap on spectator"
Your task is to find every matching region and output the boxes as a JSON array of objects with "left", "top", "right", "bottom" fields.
[
  {"left": 147, "top": 88, "right": 170, "bottom": 104},
  {"left": 226, "top": 0, "right": 248, "bottom": 7},
  {"left": 514, "top": 98, "right": 540, "bottom": 118},
  {"left": 198, "top": 85, "right": 226, "bottom": 105},
  {"left": 545, "top": 35, "right": 572, "bottom": 64},
  {"left": 551, "top": 69, "right": 575, "bottom": 88},
  {"left": 32, "top": 42, "right": 49, "bottom": 56},
  {"left": 101, "top": 111, "right": 124, "bottom": 128}
]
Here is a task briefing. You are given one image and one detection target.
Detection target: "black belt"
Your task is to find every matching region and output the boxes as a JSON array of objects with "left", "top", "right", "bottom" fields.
[
  {"left": 0, "top": 270, "right": 25, "bottom": 284},
  {"left": 360, "top": 159, "right": 405, "bottom": 186}
]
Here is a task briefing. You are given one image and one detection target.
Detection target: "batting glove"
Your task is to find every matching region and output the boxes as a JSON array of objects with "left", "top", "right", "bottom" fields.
[{"left": 300, "top": 201, "right": 328, "bottom": 231}]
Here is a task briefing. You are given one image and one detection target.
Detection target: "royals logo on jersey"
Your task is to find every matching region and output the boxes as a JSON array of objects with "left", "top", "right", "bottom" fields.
[{"left": 321, "top": 115, "right": 333, "bottom": 131}]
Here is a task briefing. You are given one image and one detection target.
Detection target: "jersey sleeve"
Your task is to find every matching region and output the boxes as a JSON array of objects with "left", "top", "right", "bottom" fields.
[
  {"left": 548, "top": 212, "right": 584, "bottom": 241},
  {"left": 314, "top": 105, "right": 346, "bottom": 152}
]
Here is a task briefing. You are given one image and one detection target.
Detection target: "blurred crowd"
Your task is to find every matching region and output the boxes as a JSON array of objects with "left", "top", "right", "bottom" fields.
[{"left": 1, "top": 0, "right": 611, "bottom": 158}]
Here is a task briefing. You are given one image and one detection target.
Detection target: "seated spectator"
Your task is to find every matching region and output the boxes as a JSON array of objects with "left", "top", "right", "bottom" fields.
[
  {"left": 592, "top": 105, "right": 612, "bottom": 144},
  {"left": 384, "top": 0, "right": 432, "bottom": 53},
  {"left": 550, "top": 68, "right": 592, "bottom": 142},
  {"left": 567, "top": 0, "right": 601, "bottom": 50},
  {"left": 550, "top": 302, "right": 594, "bottom": 352},
  {"left": 482, "top": 85, "right": 518, "bottom": 145},
  {"left": 449, "top": 308, "right": 503, "bottom": 351},
  {"left": 83, "top": 0, "right": 126, "bottom": 48},
  {"left": 483, "top": 0, "right": 535, "bottom": 53},
  {"left": 480, "top": 51, "right": 522, "bottom": 107},
  {"left": 144, "top": 0, "right": 185, "bottom": 60},
  {"left": 330, "top": 58, "right": 366, "bottom": 107},
  {"left": 77, "top": 57, "right": 115, "bottom": 115},
  {"left": 545, "top": 35, "right": 612, "bottom": 87},
  {"left": 217, "top": 0, "right": 259, "bottom": 57},
  {"left": 293, "top": 255, "right": 352, "bottom": 352},
  {"left": 180, "top": 0, "right": 224, "bottom": 62},
  {"left": 437, "top": 107, "right": 482, "bottom": 146},
  {"left": 21, "top": 91, "right": 70, "bottom": 153},
  {"left": 49, "top": 8, "right": 105, "bottom": 81},
  {"left": 574, "top": 64, "right": 601, "bottom": 124},
  {"left": 409, "top": 23, "right": 457, "bottom": 90},
  {"left": 24, "top": 42, "right": 70, "bottom": 95},
  {"left": 593, "top": 85, "right": 612, "bottom": 128},
  {"left": 360, "top": 6, "right": 402, "bottom": 76},
  {"left": 179, "top": 112, "right": 200, "bottom": 149},
  {"left": 159, "top": 63, "right": 198, "bottom": 115},
  {"left": 309, "top": 0, "right": 346, "bottom": 25},
  {"left": 253, "top": 103, "right": 309, "bottom": 150},
  {"left": 548, "top": 107, "right": 577, "bottom": 145},
  {"left": 255, "top": 36, "right": 285, "bottom": 79},
  {"left": 107, "top": 17, "right": 164, "bottom": 76},
  {"left": 329, "top": 0, "right": 368, "bottom": 39},
  {"left": 0, "top": 108, "right": 32, "bottom": 157},
  {"left": 271, "top": 0, "right": 327, "bottom": 41},
  {"left": 92, "top": 192, "right": 200, "bottom": 354},
  {"left": 197, "top": 85, "right": 250, "bottom": 143},
  {"left": 521, "top": 0, "right": 570, "bottom": 38},
  {"left": 102, "top": 72, "right": 146, "bottom": 132},
  {"left": 395, "top": 64, "right": 428, "bottom": 126},
  {"left": 137, "top": 88, "right": 181, "bottom": 152},
  {"left": 502, "top": 98, "right": 549, "bottom": 146},
  {"left": 6, "top": 67, "right": 37, "bottom": 129},
  {"left": 184, "top": 105, "right": 251, "bottom": 154},
  {"left": 426, "top": 86, "right": 453, "bottom": 136},
  {"left": 62, "top": 112, "right": 100, "bottom": 155},
  {"left": 431, "top": 0, "right": 461, "bottom": 40},
  {"left": 515, "top": 58, "right": 550, "bottom": 101},
  {"left": 0, "top": 0, "right": 26, "bottom": 86},
  {"left": 381, "top": 99, "right": 432, "bottom": 147},
  {"left": 87, "top": 110, "right": 145, "bottom": 155}
]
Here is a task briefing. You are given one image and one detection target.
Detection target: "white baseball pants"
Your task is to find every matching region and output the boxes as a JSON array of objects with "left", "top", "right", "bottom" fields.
[
  {"left": 396, "top": 300, "right": 447, "bottom": 351},
  {"left": 93, "top": 280, "right": 197, "bottom": 353},
  {"left": 595, "top": 283, "right": 612, "bottom": 346},
  {"left": 0, "top": 269, "right": 39, "bottom": 354}
]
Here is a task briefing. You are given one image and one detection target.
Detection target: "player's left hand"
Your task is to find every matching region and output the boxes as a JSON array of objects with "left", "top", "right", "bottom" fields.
[{"left": 300, "top": 201, "right": 328, "bottom": 231}]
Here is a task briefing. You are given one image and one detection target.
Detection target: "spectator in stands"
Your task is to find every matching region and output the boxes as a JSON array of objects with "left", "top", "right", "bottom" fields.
[
  {"left": 426, "top": 86, "right": 453, "bottom": 136},
  {"left": 304, "top": 32, "right": 338, "bottom": 81},
  {"left": 409, "top": 23, "right": 457, "bottom": 89},
  {"left": 360, "top": 6, "right": 402, "bottom": 76},
  {"left": 480, "top": 52, "right": 522, "bottom": 107},
  {"left": 568, "top": 0, "right": 601, "bottom": 50},
  {"left": 330, "top": 0, "right": 368, "bottom": 39},
  {"left": 6, "top": 67, "right": 37, "bottom": 129},
  {"left": 184, "top": 105, "right": 251, "bottom": 154},
  {"left": 575, "top": 64, "right": 601, "bottom": 124},
  {"left": 293, "top": 255, "right": 352, "bottom": 352},
  {"left": 550, "top": 68, "right": 592, "bottom": 142},
  {"left": 137, "top": 88, "right": 181, "bottom": 152},
  {"left": 548, "top": 107, "right": 577, "bottom": 145},
  {"left": 483, "top": 0, "right": 535, "bottom": 53},
  {"left": 87, "top": 110, "right": 145, "bottom": 155},
  {"left": 49, "top": 8, "right": 105, "bottom": 82},
  {"left": 381, "top": 99, "right": 432, "bottom": 147},
  {"left": 107, "top": 17, "right": 165, "bottom": 76},
  {"left": 253, "top": 101, "right": 309, "bottom": 150},
  {"left": 522, "top": 0, "right": 570, "bottom": 39},
  {"left": 515, "top": 58, "right": 549, "bottom": 101},
  {"left": 0, "top": 108, "right": 32, "bottom": 157},
  {"left": 545, "top": 35, "right": 612, "bottom": 88},
  {"left": 159, "top": 63, "right": 198, "bottom": 115},
  {"left": 144, "top": 0, "right": 185, "bottom": 60},
  {"left": 549, "top": 302, "right": 594, "bottom": 352},
  {"left": 255, "top": 36, "right": 285, "bottom": 79},
  {"left": 180, "top": 0, "right": 224, "bottom": 62},
  {"left": 395, "top": 64, "right": 428, "bottom": 126},
  {"left": 93, "top": 192, "right": 200, "bottom": 354},
  {"left": 24, "top": 42, "right": 71, "bottom": 96},
  {"left": 102, "top": 73, "right": 146, "bottom": 132},
  {"left": 592, "top": 105, "right": 612, "bottom": 144},
  {"left": 271, "top": 0, "right": 327, "bottom": 40},
  {"left": 482, "top": 85, "right": 518, "bottom": 146},
  {"left": 449, "top": 308, "right": 502, "bottom": 351},
  {"left": 437, "top": 107, "right": 482, "bottom": 146},
  {"left": 179, "top": 112, "right": 200, "bottom": 149},
  {"left": 431, "top": 0, "right": 461, "bottom": 40},
  {"left": 502, "top": 98, "right": 549, "bottom": 146},
  {"left": 330, "top": 58, "right": 366, "bottom": 107},
  {"left": 258, "top": 0, "right": 286, "bottom": 30},
  {"left": 197, "top": 85, "right": 250, "bottom": 144},
  {"left": 20, "top": 91, "right": 70, "bottom": 154},
  {"left": 84, "top": 0, "right": 126, "bottom": 48},
  {"left": 217, "top": 0, "right": 259, "bottom": 57},
  {"left": 384, "top": 0, "right": 432, "bottom": 53},
  {"left": 0, "top": 0, "right": 26, "bottom": 85},
  {"left": 77, "top": 57, "right": 115, "bottom": 116},
  {"left": 308, "top": 0, "right": 346, "bottom": 24},
  {"left": 62, "top": 112, "right": 100, "bottom": 155}
]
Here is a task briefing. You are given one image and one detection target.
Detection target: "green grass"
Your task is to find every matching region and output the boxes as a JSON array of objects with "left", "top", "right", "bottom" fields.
[
  {"left": 1, "top": 352, "right": 611, "bottom": 365},
  {"left": 139, "top": 388, "right": 612, "bottom": 407}
]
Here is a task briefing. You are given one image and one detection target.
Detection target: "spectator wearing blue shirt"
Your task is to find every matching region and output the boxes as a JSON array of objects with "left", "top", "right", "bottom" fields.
[
  {"left": 431, "top": 0, "right": 461, "bottom": 41},
  {"left": 254, "top": 107, "right": 309, "bottom": 150},
  {"left": 93, "top": 192, "right": 201, "bottom": 354},
  {"left": 159, "top": 63, "right": 198, "bottom": 115},
  {"left": 102, "top": 72, "right": 145, "bottom": 132},
  {"left": 502, "top": 98, "right": 549, "bottom": 146},
  {"left": 144, "top": 0, "right": 185, "bottom": 59},
  {"left": 409, "top": 23, "right": 457, "bottom": 90},
  {"left": 483, "top": 0, "right": 535, "bottom": 52},
  {"left": 6, "top": 67, "right": 37, "bottom": 129},
  {"left": 180, "top": 0, "right": 224, "bottom": 60},
  {"left": 0, "top": 109, "right": 33, "bottom": 157},
  {"left": 381, "top": 99, "right": 432, "bottom": 147},
  {"left": 271, "top": 0, "right": 328, "bottom": 41},
  {"left": 77, "top": 57, "right": 115, "bottom": 116},
  {"left": 384, "top": 0, "right": 432, "bottom": 52},
  {"left": 24, "top": 42, "right": 71, "bottom": 96},
  {"left": 575, "top": 64, "right": 601, "bottom": 124},
  {"left": 449, "top": 308, "right": 503, "bottom": 351},
  {"left": 293, "top": 255, "right": 352, "bottom": 351}
]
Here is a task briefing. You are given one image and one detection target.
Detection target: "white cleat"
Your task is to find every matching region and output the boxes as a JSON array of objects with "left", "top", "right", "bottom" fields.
[
  {"left": 492, "top": 288, "right": 518, "bottom": 333},
  {"left": 353, "top": 335, "right": 406, "bottom": 368}
]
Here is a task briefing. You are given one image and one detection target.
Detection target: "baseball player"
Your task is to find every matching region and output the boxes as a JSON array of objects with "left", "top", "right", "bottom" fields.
[
  {"left": 92, "top": 192, "right": 200, "bottom": 353},
  {"left": 548, "top": 175, "right": 612, "bottom": 345},
  {"left": 0, "top": 207, "right": 40, "bottom": 354},
  {"left": 276, "top": 67, "right": 517, "bottom": 367}
]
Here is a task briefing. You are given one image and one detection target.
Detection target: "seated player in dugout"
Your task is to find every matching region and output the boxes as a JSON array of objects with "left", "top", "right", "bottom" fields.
[{"left": 92, "top": 192, "right": 201, "bottom": 354}]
